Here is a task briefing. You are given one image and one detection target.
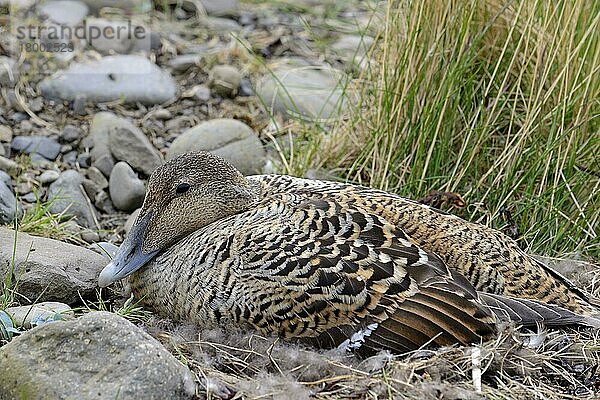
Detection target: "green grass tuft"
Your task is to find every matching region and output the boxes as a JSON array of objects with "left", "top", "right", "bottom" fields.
[{"left": 280, "top": 0, "right": 600, "bottom": 260}]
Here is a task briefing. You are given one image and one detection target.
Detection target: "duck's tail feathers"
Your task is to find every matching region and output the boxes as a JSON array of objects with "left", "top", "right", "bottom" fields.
[{"left": 479, "top": 293, "right": 600, "bottom": 329}]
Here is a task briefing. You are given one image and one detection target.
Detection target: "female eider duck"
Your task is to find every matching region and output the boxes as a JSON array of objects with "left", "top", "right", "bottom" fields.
[{"left": 98, "top": 151, "right": 599, "bottom": 355}]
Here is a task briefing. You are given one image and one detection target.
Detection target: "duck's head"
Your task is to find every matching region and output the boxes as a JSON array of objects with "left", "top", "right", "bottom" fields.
[{"left": 98, "top": 151, "right": 260, "bottom": 287}]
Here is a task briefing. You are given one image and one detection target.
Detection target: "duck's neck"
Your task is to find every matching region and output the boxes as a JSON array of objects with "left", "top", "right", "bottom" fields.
[{"left": 246, "top": 177, "right": 265, "bottom": 205}]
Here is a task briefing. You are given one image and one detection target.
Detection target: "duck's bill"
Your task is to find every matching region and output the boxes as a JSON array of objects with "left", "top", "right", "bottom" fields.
[{"left": 98, "top": 211, "right": 158, "bottom": 288}]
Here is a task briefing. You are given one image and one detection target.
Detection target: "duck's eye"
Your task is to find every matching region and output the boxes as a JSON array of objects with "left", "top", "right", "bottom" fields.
[{"left": 175, "top": 182, "right": 191, "bottom": 194}]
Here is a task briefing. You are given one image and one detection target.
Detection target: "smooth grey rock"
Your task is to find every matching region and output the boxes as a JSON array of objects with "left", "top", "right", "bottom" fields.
[
  {"left": 164, "top": 116, "right": 190, "bottom": 132},
  {"left": 61, "top": 143, "right": 74, "bottom": 153},
  {"left": 82, "top": 178, "right": 102, "bottom": 198},
  {"left": 92, "top": 154, "right": 115, "bottom": 177},
  {"left": 5, "top": 302, "right": 74, "bottom": 329},
  {"left": 86, "top": 166, "right": 108, "bottom": 189},
  {"left": 38, "top": 0, "right": 89, "bottom": 26},
  {"left": 256, "top": 59, "right": 348, "bottom": 120},
  {"left": 28, "top": 97, "right": 44, "bottom": 113},
  {"left": 209, "top": 65, "right": 241, "bottom": 97},
  {"left": 60, "top": 124, "right": 82, "bottom": 143},
  {"left": 109, "top": 162, "right": 145, "bottom": 212},
  {"left": 0, "top": 156, "right": 18, "bottom": 172},
  {"left": 39, "top": 55, "right": 177, "bottom": 105},
  {"left": 88, "top": 112, "right": 118, "bottom": 176},
  {"left": 200, "top": 16, "right": 242, "bottom": 33},
  {"left": 190, "top": 84, "right": 211, "bottom": 101},
  {"left": 86, "top": 18, "right": 132, "bottom": 54},
  {"left": 14, "top": 182, "right": 34, "bottom": 197},
  {"left": 0, "top": 56, "right": 19, "bottom": 87},
  {"left": 0, "top": 181, "right": 21, "bottom": 224},
  {"left": 63, "top": 150, "right": 79, "bottom": 167},
  {"left": 0, "top": 170, "right": 10, "bottom": 186},
  {"left": 109, "top": 125, "right": 163, "bottom": 176},
  {"left": 11, "top": 136, "right": 61, "bottom": 160},
  {"left": 72, "top": 94, "right": 87, "bottom": 115},
  {"left": 9, "top": 111, "right": 27, "bottom": 121},
  {"left": 38, "top": 170, "right": 60, "bottom": 184},
  {"left": 79, "top": 0, "right": 150, "bottom": 12},
  {"left": 76, "top": 153, "right": 91, "bottom": 168},
  {"left": 94, "top": 190, "right": 115, "bottom": 213},
  {"left": 19, "top": 120, "right": 34, "bottom": 133},
  {"left": 88, "top": 112, "right": 162, "bottom": 176},
  {"left": 168, "top": 54, "right": 202, "bottom": 72},
  {"left": 85, "top": 18, "right": 150, "bottom": 54},
  {"left": 199, "top": 0, "right": 238, "bottom": 16},
  {"left": 150, "top": 108, "right": 172, "bottom": 120},
  {"left": 21, "top": 192, "right": 38, "bottom": 203},
  {"left": 48, "top": 170, "right": 97, "bottom": 228},
  {"left": 239, "top": 77, "right": 253, "bottom": 96},
  {"left": 0, "top": 125, "right": 13, "bottom": 142},
  {"left": 0, "top": 228, "right": 106, "bottom": 303},
  {"left": 62, "top": 220, "right": 84, "bottom": 236},
  {"left": 0, "top": 311, "right": 196, "bottom": 400},
  {"left": 331, "top": 35, "right": 374, "bottom": 65},
  {"left": 166, "top": 119, "right": 265, "bottom": 175},
  {"left": 80, "top": 230, "right": 100, "bottom": 243}
]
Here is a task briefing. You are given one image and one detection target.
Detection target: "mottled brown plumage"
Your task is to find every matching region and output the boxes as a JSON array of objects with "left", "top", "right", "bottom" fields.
[{"left": 98, "top": 152, "right": 599, "bottom": 355}]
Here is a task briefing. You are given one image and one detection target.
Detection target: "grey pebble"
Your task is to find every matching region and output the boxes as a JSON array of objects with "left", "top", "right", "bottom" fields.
[
  {"left": 0, "top": 125, "right": 13, "bottom": 143},
  {"left": 256, "top": 59, "right": 349, "bottom": 120},
  {"left": 200, "top": 16, "right": 242, "bottom": 33},
  {"left": 209, "top": 65, "right": 241, "bottom": 98},
  {"left": 166, "top": 118, "right": 265, "bottom": 175},
  {"left": 0, "top": 181, "right": 22, "bottom": 224},
  {"left": 0, "top": 56, "right": 19, "bottom": 87},
  {"left": 94, "top": 190, "right": 115, "bottom": 214},
  {"left": 168, "top": 54, "right": 202, "bottom": 72},
  {"left": 12, "top": 136, "right": 61, "bottom": 161},
  {"left": 21, "top": 192, "right": 38, "bottom": 203},
  {"left": 37, "top": 0, "right": 89, "bottom": 26},
  {"left": 28, "top": 97, "right": 44, "bottom": 113},
  {"left": 48, "top": 170, "right": 98, "bottom": 228},
  {"left": 0, "top": 170, "right": 10, "bottom": 186},
  {"left": 60, "top": 124, "right": 82, "bottom": 143},
  {"left": 150, "top": 108, "right": 172, "bottom": 120},
  {"left": 72, "top": 94, "right": 87, "bottom": 115},
  {"left": 38, "top": 170, "right": 60, "bottom": 184},
  {"left": 192, "top": 85, "right": 211, "bottom": 102},
  {"left": 0, "top": 227, "right": 105, "bottom": 303},
  {"left": 62, "top": 150, "right": 78, "bottom": 166},
  {"left": 82, "top": 178, "right": 102, "bottom": 199},
  {"left": 109, "top": 162, "right": 146, "bottom": 212},
  {"left": 86, "top": 166, "right": 108, "bottom": 189},
  {"left": 109, "top": 125, "right": 163, "bottom": 176},
  {"left": 76, "top": 153, "right": 91, "bottom": 168},
  {"left": 80, "top": 230, "right": 100, "bottom": 243},
  {"left": 199, "top": 0, "right": 239, "bottom": 16}
]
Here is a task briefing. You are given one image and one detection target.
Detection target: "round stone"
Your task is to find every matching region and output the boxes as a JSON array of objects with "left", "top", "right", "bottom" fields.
[
  {"left": 166, "top": 119, "right": 265, "bottom": 175},
  {"left": 209, "top": 65, "right": 241, "bottom": 97},
  {"left": 109, "top": 162, "right": 146, "bottom": 212}
]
